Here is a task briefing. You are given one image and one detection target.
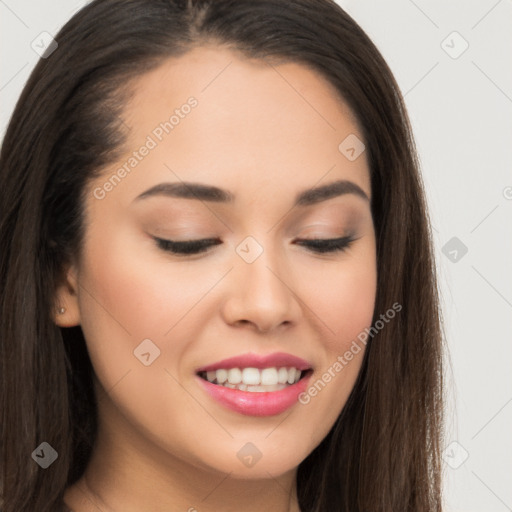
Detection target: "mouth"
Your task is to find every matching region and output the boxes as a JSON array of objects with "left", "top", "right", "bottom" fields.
[
  {"left": 197, "top": 367, "right": 313, "bottom": 392},
  {"left": 194, "top": 352, "right": 314, "bottom": 416}
]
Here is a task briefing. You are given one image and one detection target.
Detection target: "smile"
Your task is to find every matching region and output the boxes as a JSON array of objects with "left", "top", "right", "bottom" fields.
[
  {"left": 198, "top": 366, "right": 305, "bottom": 392},
  {"left": 195, "top": 352, "right": 313, "bottom": 416}
]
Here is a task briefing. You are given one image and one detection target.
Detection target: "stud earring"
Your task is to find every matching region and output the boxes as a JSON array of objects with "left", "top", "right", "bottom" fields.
[{"left": 57, "top": 306, "right": 66, "bottom": 314}]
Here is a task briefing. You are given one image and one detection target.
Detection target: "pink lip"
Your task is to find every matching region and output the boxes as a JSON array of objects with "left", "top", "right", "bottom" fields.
[
  {"left": 196, "top": 372, "right": 312, "bottom": 417},
  {"left": 195, "top": 351, "right": 312, "bottom": 372}
]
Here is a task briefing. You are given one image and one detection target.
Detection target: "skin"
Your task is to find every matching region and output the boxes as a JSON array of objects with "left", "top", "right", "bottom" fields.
[{"left": 57, "top": 45, "right": 377, "bottom": 512}]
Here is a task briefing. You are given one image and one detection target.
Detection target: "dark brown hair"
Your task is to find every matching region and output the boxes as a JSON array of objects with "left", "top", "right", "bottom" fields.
[{"left": 0, "top": 0, "right": 444, "bottom": 510}]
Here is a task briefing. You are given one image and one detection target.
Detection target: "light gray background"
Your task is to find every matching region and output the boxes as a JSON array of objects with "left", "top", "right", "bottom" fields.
[{"left": 1, "top": 1, "right": 511, "bottom": 510}]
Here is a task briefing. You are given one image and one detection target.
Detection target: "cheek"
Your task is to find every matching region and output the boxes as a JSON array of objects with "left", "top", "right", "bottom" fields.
[
  {"left": 301, "top": 252, "right": 377, "bottom": 345},
  {"left": 74, "top": 234, "right": 228, "bottom": 468},
  {"left": 306, "top": 260, "right": 376, "bottom": 381},
  {"left": 77, "top": 225, "right": 217, "bottom": 339},
  {"left": 74, "top": 227, "right": 219, "bottom": 396},
  {"left": 293, "top": 245, "right": 376, "bottom": 444}
]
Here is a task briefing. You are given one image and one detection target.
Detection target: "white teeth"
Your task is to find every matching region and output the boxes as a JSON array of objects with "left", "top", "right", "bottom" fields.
[
  {"left": 227, "top": 368, "right": 242, "bottom": 384},
  {"left": 216, "top": 369, "right": 228, "bottom": 384},
  {"left": 245, "top": 384, "right": 288, "bottom": 392},
  {"left": 261, "top": 368, "right": 278, "bottom": 386},
  {"left": 277, "top": 367, "right": 289, "bottom": 384},
  {"left": 241, "top": 367, "right": 261, "bottom": 385},
  {"left": 202, "top": 366, "right": 305, "bottom": 391}
]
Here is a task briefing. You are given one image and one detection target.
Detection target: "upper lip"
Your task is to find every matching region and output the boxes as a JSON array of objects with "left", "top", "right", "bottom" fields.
[{"left": 195, "top": 352, "right": 312, "bottom": 373}]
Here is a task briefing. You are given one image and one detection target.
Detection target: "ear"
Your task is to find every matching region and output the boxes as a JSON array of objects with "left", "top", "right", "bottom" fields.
[{"left": 53, "top": 264, "right": 81, "bottom": 327}]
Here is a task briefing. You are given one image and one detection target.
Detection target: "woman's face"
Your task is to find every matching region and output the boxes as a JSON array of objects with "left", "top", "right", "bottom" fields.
[{"left": 58, "top": 46, "right": 377, "bottom": 479}]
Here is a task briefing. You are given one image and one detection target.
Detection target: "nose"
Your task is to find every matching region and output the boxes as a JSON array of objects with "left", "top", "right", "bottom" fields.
[{"left": 220, "top": 245, "right": 302, "bottom": 333}]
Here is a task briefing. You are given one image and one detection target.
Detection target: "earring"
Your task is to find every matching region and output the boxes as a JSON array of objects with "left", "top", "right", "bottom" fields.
[{"left": 57, "top": 306, "right": 66, "bottom": 314}]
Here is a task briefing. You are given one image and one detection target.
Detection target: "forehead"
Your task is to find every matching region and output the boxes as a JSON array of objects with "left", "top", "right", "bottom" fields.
[{"left": 107, "top": 45, "right": 370, "bottom": 202}]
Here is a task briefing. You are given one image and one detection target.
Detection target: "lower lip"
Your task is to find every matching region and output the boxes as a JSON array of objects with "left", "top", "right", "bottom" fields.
[{"left": 196, "top": 373, "right": 312, "bottom": 417}]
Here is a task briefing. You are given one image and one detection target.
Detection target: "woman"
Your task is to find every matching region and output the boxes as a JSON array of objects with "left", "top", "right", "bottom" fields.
[{"left": 0, "top": 0, "right": 444, "bottom": 511}]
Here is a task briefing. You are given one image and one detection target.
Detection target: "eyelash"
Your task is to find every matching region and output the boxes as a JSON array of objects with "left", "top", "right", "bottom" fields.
[{"left": 153, "top": 236, "right": 356, "bottom": 255}]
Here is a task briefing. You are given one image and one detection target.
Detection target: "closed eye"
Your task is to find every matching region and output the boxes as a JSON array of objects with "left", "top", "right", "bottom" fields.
[
  {"left": 153, "top": 235, "right": 357, "bottom": 256},
  {"left": 293, "top": 235, "right": 356, "bottom": 253},
  {"left": 154, "top": 237, "right": 221, "bottom": 255}
]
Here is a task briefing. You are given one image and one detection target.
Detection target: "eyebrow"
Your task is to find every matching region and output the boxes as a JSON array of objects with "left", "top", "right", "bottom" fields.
[{"left": 134, "top": 179, "right": 369, "bottom": 206}]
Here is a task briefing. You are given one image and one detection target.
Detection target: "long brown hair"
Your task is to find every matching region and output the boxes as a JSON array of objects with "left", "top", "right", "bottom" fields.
[{"left": 0, "top": 1, "right": 444, "bottom": 510}]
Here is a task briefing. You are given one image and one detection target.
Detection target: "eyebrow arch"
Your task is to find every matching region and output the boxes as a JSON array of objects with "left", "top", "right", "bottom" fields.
[
  {"left": 135, "top": 181, "right": 234, "bottom": 203},
  {"left": 134, "top": 179, "right": 369, "bottom": 205},
  {"left": 295, "top": 179, "right": 369, "bottom": 206}
]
